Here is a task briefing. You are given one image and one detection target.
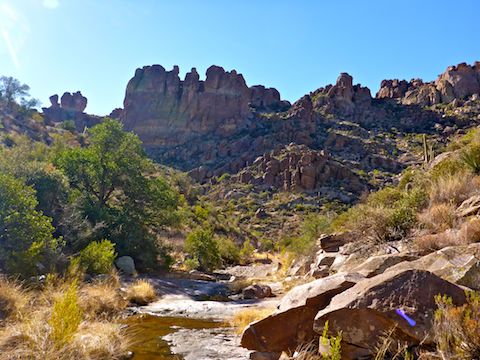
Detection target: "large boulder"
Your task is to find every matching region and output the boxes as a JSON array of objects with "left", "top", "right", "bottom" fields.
[
  {"left": 349, "top": 253, "right": 418, "bottom": 278},
  {"left": 240, "top": 273, "right": 364, "bottom": 353},
  {"left": 115, "top": 256, "right": 136, "bottom": 275},
  {"left": 318, "top": 233, "right": 352, "bottom": 252},
  {"left": 242, "top": 284, "right": 273, "bottom": 299},
  {"left": 313, "top": 270, "right": 467, "bottom": 359},
  {"left": 386, "top": 243, "right": 480, "bottom": 290}
]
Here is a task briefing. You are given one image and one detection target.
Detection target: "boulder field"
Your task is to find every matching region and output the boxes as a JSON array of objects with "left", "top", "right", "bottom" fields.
[{"left": 240, "top": 238, "right": 480, "bottom": 360}]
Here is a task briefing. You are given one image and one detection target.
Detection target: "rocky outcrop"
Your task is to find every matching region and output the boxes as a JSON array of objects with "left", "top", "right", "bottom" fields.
[
  {"left": 236, "top": 144, "right": 366, "bottom": 195},
  {"left": 42, "top": 91, "right": 101, "bottom": 130},
  {"left": 122, "top": 65, "right": 287, "bottom": 149},
  {"left": 313, "top": 270, "right": 467, "bottom": 359},
  {"left": 311, "top": 73, "right": 371, "bottom": 116},
  {"left": 241, "top": 273, "right": 364, "bottom": 353},
  {"left": 386, "top": 243, "right": 480, "bottom": 290},
  {"left": 377, "top": 61, "right": 480, "bottom": 106}
]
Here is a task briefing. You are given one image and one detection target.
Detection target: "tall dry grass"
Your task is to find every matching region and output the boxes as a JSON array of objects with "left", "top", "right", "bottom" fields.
[
  {"left": 0, "top": 274, "right": 132, "bottom": 360},
  {"left": 125, "top": 279, "right": 157, "bottom": 306},
  {"left": 428, "top": 173, "right": 477, "bottom": 206},
  {"left": 414, "top": 218, "right": 480, "bottom": 252},
  {"left": 418, "top": 203, "right": 458, "bottom": 233},
  {"left": 0, "top": 277, "right": 31, "bottom": 322}
]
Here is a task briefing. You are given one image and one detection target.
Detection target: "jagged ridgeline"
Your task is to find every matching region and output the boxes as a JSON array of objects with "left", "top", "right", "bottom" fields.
[{"left": 103, "top": 61, "right": 480, "bottom": 188}]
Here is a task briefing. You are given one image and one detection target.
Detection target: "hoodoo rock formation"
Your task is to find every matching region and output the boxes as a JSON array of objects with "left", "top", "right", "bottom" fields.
[
  {"left": 121, "top": 64, "right": 289, "bottom": 148},
  {"left": 43, "top": 91, "right": 100, "bottom": 130}
]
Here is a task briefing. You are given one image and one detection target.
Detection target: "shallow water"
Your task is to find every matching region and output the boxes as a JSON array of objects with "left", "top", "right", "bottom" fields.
[{"left": 125, "top": 314, "right": 228, "bottom": 360}]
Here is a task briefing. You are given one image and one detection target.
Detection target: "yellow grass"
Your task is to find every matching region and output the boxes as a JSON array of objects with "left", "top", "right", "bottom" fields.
[
  {"left": 80, "top": 280, "right": 126, "bottom": 320},
  {"left": 0, "top": 275, "right": 132, "bottom": 360},
  {"left": 125, "top": 279, "right": 157, "bottom": 305},
  {"left": 230, "top": 307, "right": 274, "bottom": 334},
  {"left": 0, "top": 277, "right": 30, "bottom": 322}
]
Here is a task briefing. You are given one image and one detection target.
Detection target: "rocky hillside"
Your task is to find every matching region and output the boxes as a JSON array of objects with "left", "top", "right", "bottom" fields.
[{"left": 113, "top": 61, "right": 480, "bottom": 190}]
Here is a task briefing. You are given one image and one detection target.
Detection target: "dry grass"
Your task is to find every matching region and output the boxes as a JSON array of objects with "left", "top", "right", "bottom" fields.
[
  {"left": 414, "top": 217, "right": 480, "bottom": 253},
  {"left": 428, "top": 173, "right": 476, "bottom": 206},
  {"left": 0, "top": 277, "right": 31, "bottom": 322},
  {"left": 125, "top": 279, "right": 157, "bottom": 305},
  {"left": 457, "top": 217, "right": 480, "bottom": 244},
  {"left": 0, "top": 310, "right": 129, "bottom": 360},
  {"left": 230, "top": 307, "right": 274, "bottom": 334},
  {"left": 0, "top": 274, "right": 132, "bottom": 360},
  {"left": 414, "top": 230, "right": 461, "bottom": 252},
  {"left": 418, "top": 203, "right": 458, "bottom": 233},
  {"left": 80, "top": 280, "right": 126, "bottom": 320}
]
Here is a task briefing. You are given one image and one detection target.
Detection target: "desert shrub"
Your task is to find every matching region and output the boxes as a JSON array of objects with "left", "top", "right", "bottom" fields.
[
  {"left": 49, "top": 281, "right": 83, "bottom": 347},
  {"left": 193, "top": 204, "right": 210, "bottom": 221},
  {"left": 78, "top": 240, "right": 116, "bottom": 275},
  {"left": 434, "top": 292, "right": 480, "bottom": 359},
  {"left": 412, "top": 220, "right": 480, "bottom": 252},
  {"left": 60, "top": 120, "right": 76, "bottom": 132},
  {"left": 457, "top": 218, "right": 480, "bottom": 244},
  {"left": 0, "top": 173, "right": 60, "bottom": 276},
  {"left": 217, "top": 237, "right": 240, "bottom": 265},
  {"left": 429, "top": 156, "right": 466, "bottom": 180},
  {"left": 461, "top": 143, "right": 480, "bottom": 174},
  {"left": 418, "top": 203, "right": 458, "bottom": 233},
  {"left": 332, "top": 187, "right": 427, "bottom": 242},
  {"left": 428, "top": 172, "right": 475, "bottom": 206},
  {"left": 185, "top": 228, "right": 221, "bottom": 271},
  {"left": 239, "top": 240, "right": 255, "bottom": 264},
  {"left": 0, "top": 277, "right": 30, "bottom": 321},
  {"left": 184, "top": 258, "right": 200, "bottom": 271},
  {"left": 125, "top": 280, "right": 156, "bottom": 305}
]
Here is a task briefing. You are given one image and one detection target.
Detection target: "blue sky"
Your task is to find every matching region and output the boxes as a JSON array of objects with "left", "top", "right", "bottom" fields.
[{"left": 1, "top": 0, "right": 479, "bottom": 115}]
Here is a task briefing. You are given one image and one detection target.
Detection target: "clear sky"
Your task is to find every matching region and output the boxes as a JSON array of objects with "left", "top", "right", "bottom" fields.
[{"left": 1, "top": 0, "right": 479, "bottom": 115}]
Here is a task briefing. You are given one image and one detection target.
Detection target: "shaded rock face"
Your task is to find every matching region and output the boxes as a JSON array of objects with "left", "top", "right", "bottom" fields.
[
  {"left": 313, "top": 270, "right": 467, "bottom": 359},
  {"left": 119, "top": 63, "right": 451, "bottom": 185},
  {"left": 377, "top": 61, "right": 480, "bottom": 105},
  {"left": 122, "top": 65, "right": 287, "bottom": 148},
  {"left": 42, "top": 91, "right": 100, "bottom": 130},
  {"left": 241, "top": 273, "right": 364, "bottom": 353}
]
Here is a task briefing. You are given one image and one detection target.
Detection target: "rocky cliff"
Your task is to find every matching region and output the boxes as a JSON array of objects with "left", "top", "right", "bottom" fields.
[
  {"left": 377, "top": 61, "right": 480, "bottom": 106},
  {"left": 120, "top": 64, "right": 289, "bottom": 148},
  {"left": 119, "top": 63, "right": 472, "bottom": 185}
]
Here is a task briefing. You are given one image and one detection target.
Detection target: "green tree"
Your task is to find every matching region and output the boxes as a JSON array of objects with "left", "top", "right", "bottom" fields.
[
  {"left": 185, "top": 228, "right": 221, "bottom": 271},
  {"left": 0, "top": 76, "right": 38, "bottom": 110},
  {"left": 56, "top": 119, "right": 179, "bottom": 269},
  {"left": 0, "top": 174, "right": 60, "bottom": 276}
]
